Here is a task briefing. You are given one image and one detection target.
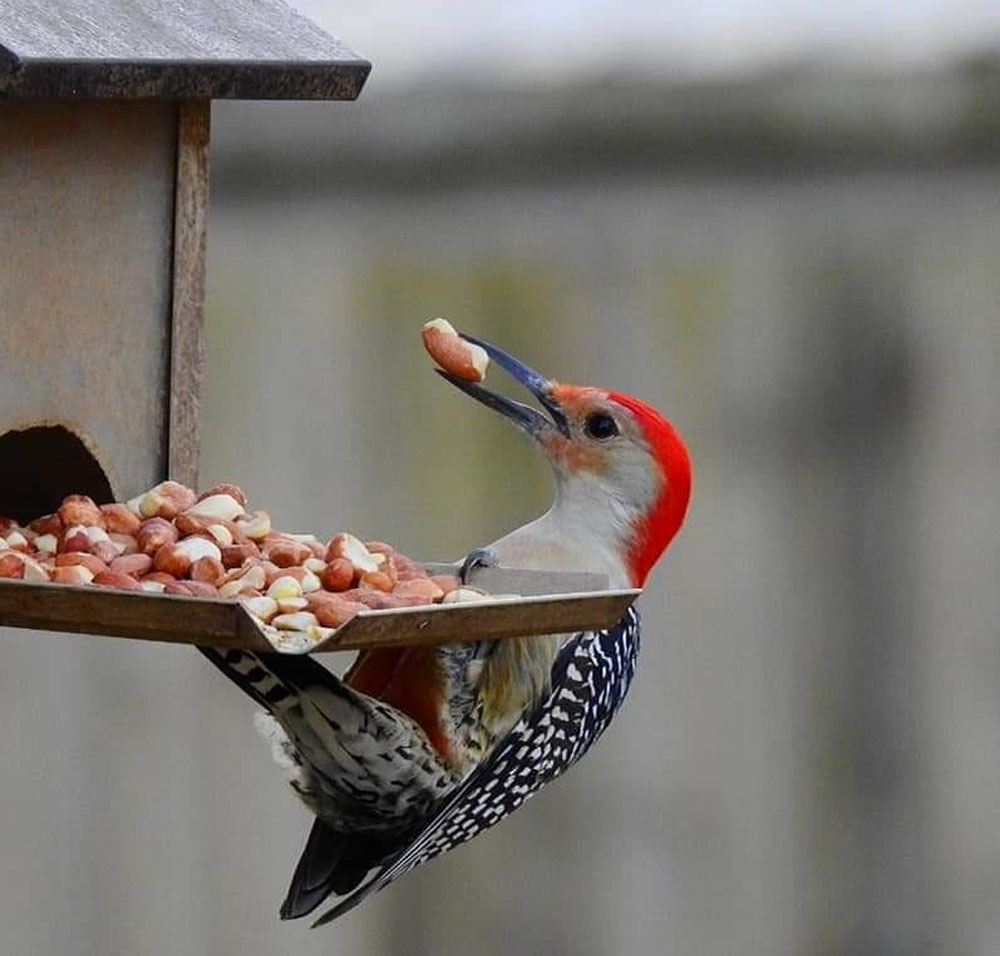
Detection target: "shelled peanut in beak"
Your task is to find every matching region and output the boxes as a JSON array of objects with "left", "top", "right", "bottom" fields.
[{"left": 422, "top": 318, "right": 490, "bottom": 383}]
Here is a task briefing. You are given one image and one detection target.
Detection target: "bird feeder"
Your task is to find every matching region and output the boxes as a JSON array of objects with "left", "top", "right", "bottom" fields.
[
  {"left": 0, "top": 0, "right": 370, "bottom": 517},
  {"left": 0, "top": 0, "right": 638, "bottom": 654}
]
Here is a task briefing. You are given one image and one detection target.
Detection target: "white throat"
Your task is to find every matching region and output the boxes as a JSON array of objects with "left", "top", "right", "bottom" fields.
[{"left": 486, "top": 471, "right": 637, "bottom": 590}]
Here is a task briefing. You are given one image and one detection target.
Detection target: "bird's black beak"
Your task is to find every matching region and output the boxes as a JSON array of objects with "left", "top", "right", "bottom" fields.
[{"left": 436, "top": 334, "right": 571, "bottom": 438}]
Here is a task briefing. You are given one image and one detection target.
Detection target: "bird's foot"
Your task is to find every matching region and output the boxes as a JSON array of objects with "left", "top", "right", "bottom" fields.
[{"left": 458, "top": 547, "right": 500, "bottom": 585}]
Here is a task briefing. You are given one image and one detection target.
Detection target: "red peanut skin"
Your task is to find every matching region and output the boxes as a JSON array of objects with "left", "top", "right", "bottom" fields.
[
  {"left": 364, "top": 544, "right": 399, "bottom": 585},
  {"left": 100, "top": 504, "right": 141, "bottom": 536},
  {"left": 173, "top": 513, "right": 212, "bottom": 538},
  {"left": 58, "top": 528, "right": 90, "bottom": 553},
  {"left": 265, "top": 539, "right": 312, "bottom": 569},
  {"left": 394, "top": 577, "right": 446, "bottom": 603},
  {"left": 54, "top": 552, "right": 108, "bottom": 575},
  {"left": 151, "top": 481, "right": 197, "bottom": 519},
  {"left": 153, "top": 544, "right": 192, "bottom": 578},
  {"left": 18, "top": 491, "right": 468, "bottom": 625},
  {"left": 174, "top": 513, "right": 247, "bottom": 543},
  {"left": 191, "top": 556, "right": 225, "bottom": 585},
  {"left": 264, "top": 565, "right": 309, "bottom": 587},
  {"left": 91, "top": 540, "right": 119, "bottom": 565},
  {"left": 93, "top": 571, "right": 141, "bottom": 591},
  {"left": 28, "top": 513, "right": 63, "bottom": 536},
  {"left": 337, "top": 588, "right": 417, "bottom": 610},
  {"left": 110, "top": 553, "right": 153, "bottom": 577},
  {"left": 137, "top": 518, "right": 177, "bottom": 555},
  {"left": 359, "top": 571, "right": 394, "bottom": 593},
  {"left": 58, "top": 495, "right": 105, "bottom": 529},
  {"left": 0, "top": 552, "right": 25, "bottom": 578},
  {"left": 142, "top": 572, "right": 178, "bottom": 585},
  {"left": 306, "top": 594, "right": 366, "bottom": 628},
  {"left": 197, "top": 483, "right": 248, "bottom": 508},
  {"left": 320, "top": 559, "right": 354, "bottom": 592},
  {"left": 422, "top": 324, "right": 485, "bottom": 382},
  {"left": 218, "top": 559, "right": 264, "bottom": 587},
  {"left": 108, "top": 533, "right": 139, "bottom": 555},
  {"left": 324, "top": 533, "right": 355, "bottom": 564},
  {"left": 49, "top": 566, "right": 92, "bottom": 586},
  {"left": 163, "top": 580, "right": 219, "bottom": 598},
  {"left": 365, "top": 541, "right": 397, "bottom": 558},
  {"left": 220, "top": 542, "right": 260, "bottom": 569}
]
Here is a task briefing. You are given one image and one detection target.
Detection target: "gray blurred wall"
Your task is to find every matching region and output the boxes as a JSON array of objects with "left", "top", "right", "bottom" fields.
[{"left": 1, "top": 70, "right": 999, "bottom": 955}]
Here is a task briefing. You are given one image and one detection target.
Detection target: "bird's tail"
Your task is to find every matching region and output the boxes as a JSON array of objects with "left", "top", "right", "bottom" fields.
[
  {"left": 197, "top": 645, "right": 329, "bottom": 715},
  {"left": 197, "top": 646, "right": 430, "bottom": 920},
  {"left": 280, "top": 817, "right": 347, "bottom": 919},
  {"left": 280, "top": 816, "right": 405, "bottom": 920}
]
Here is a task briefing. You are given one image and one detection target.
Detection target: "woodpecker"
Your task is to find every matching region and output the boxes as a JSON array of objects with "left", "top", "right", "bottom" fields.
[{"left": 200, "top": 334, "right": 691, "bottom": 926}]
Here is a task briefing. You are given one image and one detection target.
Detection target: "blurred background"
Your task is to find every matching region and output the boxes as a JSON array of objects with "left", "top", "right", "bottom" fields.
[{"left": 3, "top": 1, "right": 1000, "bottom": 954}]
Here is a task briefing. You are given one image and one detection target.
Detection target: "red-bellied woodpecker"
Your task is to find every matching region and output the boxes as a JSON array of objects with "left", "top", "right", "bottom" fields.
[{"left": 200, "top": 334, "right": 692, "bottom": 926}]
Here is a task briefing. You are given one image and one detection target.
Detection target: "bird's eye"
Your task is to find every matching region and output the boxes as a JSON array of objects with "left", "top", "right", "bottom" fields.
[{"left": 583, "top": 412, "right": 619, "bottom": 440}]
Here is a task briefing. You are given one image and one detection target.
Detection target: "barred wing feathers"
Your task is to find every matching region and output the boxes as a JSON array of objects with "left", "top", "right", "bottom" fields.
[
  {"left": 311, "top": 605, "right": 641, "bottom": 927},
  {"left": 198, "top": 647, "right": 458, "bottom": 832}
]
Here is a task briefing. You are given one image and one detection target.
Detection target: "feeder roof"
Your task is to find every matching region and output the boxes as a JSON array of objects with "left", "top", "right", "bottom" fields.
[{"left": 0, "top": 0, "right": 370, "bottom": 99}]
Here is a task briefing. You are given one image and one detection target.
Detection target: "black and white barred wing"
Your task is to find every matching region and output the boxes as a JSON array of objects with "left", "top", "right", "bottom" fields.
[
  {"left": 199, "top": 647, "right": 459, "bottom": 831},
  {"left": 312, "top": 605, "right": 641, "bottom": 927}
]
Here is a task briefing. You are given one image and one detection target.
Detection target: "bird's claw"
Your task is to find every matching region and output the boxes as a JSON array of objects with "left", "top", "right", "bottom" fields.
[{"left": 458, "top": 547, "right": 500, "bottom": 585}]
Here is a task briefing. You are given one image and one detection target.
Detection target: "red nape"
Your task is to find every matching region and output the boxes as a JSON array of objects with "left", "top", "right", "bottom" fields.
[
  {"left": 345, "top": 648, "right": 451, "bottom": 759},
  {"left": 607, "top": 391, "right": 692, "bottom": 587}
]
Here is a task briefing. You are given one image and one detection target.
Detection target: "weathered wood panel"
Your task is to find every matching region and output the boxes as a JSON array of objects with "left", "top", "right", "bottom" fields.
[
  {"left": 0, "top": 100, "right": 176, "bottom": 499},
  {"left": 168, "top": 100, "right": 210, "bottom": 489},
  {"left": 0, "top": 0, "right": 370, "bottom": 100}
]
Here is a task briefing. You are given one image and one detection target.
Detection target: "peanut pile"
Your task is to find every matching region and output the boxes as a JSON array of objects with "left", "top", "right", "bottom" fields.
[{"left": 0, "top": 482, "right": 485, "bottom": 647}]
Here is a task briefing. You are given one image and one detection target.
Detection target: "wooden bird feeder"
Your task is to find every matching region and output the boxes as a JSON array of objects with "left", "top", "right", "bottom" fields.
[{"left": 0, "top": 0, "right": 638, "bottom": 654}]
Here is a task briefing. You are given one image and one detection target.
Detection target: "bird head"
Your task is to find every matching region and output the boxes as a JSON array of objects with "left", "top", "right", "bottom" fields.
[{"left": 438, "top": 334, "right": 692, "bottom": 588}]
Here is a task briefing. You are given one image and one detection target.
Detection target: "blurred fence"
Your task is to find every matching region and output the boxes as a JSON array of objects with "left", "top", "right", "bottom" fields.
[{"left": 2, "top": 66, "right": 999, "bottom": 955}]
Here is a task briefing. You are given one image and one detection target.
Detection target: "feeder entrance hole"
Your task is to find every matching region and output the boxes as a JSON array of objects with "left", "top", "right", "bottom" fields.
[{"left": 0, "top": 425, "right": 113, "bottom": 525}]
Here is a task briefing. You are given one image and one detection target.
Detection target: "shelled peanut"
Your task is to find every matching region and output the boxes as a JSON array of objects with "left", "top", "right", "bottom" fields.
[
  {"left": 0, "top": 482, "right": 483, "bottom": 643},
  {"left": 421, "top": 318, "right": 489, "bottom": 383}
]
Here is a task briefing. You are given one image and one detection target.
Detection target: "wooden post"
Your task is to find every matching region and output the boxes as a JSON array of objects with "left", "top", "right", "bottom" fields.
[{"left": 168, "top": 100, "right": 211, "bottom": 489}]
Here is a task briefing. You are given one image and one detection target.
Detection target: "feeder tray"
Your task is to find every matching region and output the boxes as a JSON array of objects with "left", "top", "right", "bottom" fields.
[{"left": 0, "top": 565, "right": 640, "bottom": 656}]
